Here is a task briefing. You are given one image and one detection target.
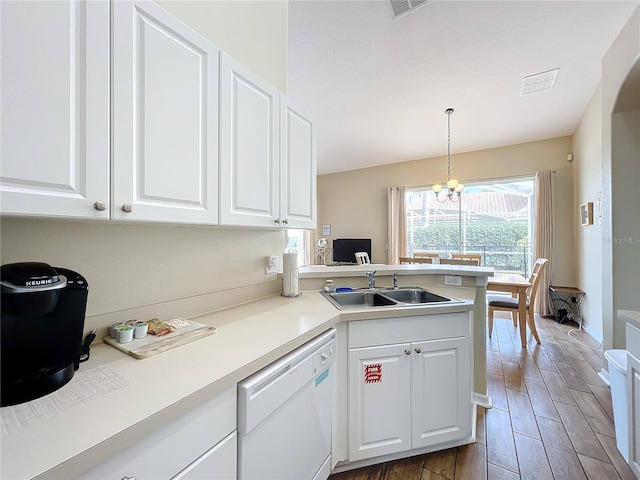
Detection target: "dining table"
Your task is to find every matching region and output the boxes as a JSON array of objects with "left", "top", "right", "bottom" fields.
[{"left": 487, "top": 273, "right": 531, "bottom": 348}]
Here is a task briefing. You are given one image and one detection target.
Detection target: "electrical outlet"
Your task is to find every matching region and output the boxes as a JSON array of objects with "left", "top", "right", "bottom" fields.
[
  {"left": 265, "top": 255, "right": 279, "bottom": 274},
  {"left": 444, "top": 275, "right": 462, "bottom": 286}
]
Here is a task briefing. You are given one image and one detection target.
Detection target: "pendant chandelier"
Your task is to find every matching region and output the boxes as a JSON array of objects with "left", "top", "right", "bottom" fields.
[{"left": 432, "top": 108, "right": 464, "bottom": 203}]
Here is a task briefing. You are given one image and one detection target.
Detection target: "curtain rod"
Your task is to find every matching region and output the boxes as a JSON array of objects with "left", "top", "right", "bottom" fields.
[{"left": 406, "top": 173, "right": 537, "bottom": 191}]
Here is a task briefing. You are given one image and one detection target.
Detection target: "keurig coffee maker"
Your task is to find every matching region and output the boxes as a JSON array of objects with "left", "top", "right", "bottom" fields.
[{"left": 1, "top": 262, "right": 89, "bottom": 406}]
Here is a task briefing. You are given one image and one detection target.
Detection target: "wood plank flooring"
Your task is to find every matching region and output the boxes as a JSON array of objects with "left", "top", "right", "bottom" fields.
[{"left": 329, "top": 314, "right": 637, "bottom": 480}]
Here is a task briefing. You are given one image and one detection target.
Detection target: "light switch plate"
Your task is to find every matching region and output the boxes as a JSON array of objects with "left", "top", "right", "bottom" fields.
[
  {"left": 444, "top": 275, "right": 462, "bottom": 286},
  {"left": 265, "top": 255, "right": 279, "bottom": 274}
]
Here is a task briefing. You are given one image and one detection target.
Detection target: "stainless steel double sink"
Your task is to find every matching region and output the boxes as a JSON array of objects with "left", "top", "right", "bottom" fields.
[{"left": 320, "top": 286, "right": 459, "bottom": 310}]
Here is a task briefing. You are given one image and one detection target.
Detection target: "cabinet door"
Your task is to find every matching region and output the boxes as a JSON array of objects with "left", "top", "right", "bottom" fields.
[
  {"left": 219, "top": 53, "right": 280, "bottom": 227},
  {"left": 348, "top": 344, "right": 412, "bottom": 461},
  {"left": 112, "top": 1, "right": 219, "bottom": 224},
  {"left": 78, "top": 387, "right": 236, "bottom": 480},
  {"left": 628, "top": 352, "right": 640, "bottom": 477},
  {"left": 279, "top": 96, "right": 316, "bottom": 229},
  {"left": 0, "top": 0, "right": 109, "bottom": 219},
  {"left": 172, "top": 431, "right": 237, "bottom": 480},
  {"left": 411, "top": 337, "right": 471, "bottom": 448}
]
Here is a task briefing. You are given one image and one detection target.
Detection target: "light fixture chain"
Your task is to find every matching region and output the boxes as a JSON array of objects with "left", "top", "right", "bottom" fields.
[
  {"left": 432, "top": 107, "right": 463, "bottom": 202},
  {"left": 447, "top": 110, "right": 451, "bottom": 182}
]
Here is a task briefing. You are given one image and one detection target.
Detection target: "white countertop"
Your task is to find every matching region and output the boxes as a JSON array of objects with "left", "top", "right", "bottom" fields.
[
  {"left": 1, "top": 289, "right": 473, "bottom": 480},
  {"left": 299, "top": 263, "right": 494, "bottom": 278},
  {"left": 619, "top": 309, "right": 640, "bottom": 330}
]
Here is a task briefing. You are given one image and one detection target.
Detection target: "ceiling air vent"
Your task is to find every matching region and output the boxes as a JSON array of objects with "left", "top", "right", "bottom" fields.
[
  {"left": 521, "top": 68, "right": 560, "bottom": 96},
  {"left": 390, "top": 0, "right": 429, "bottom": 18}
]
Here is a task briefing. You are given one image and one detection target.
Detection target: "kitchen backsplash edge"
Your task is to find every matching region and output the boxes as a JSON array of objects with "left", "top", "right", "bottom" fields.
[{"left": 85, "top": 279, "right": 282, "bottom": 341}]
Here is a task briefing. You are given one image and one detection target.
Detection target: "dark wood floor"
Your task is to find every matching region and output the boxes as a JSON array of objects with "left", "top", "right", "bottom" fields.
[{"left": 330, "top": 314, "right": 636, "bottom": 480}]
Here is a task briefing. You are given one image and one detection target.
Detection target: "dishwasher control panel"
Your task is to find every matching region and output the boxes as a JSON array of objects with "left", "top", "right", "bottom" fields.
[{"left": 312, "top": 340, "right": 336, "bottom": 375}]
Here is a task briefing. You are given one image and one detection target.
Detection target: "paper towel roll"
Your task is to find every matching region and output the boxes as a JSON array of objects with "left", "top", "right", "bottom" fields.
[{"left": 282, "top": 252, "right": 300, "bottom": 297}]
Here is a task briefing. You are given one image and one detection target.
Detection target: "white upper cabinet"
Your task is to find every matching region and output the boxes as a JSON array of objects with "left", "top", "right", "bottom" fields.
[
  {"left": 2, "top": 0, "right": 313, "bottom": 229},
  {"left": 219, "top": 55, "right": 317, "bottom": 229},
  {"left": 111, "top": 1, "right": 219, "bottom": 224},
  {"left": 0, "top": 0, "right": 110, "bottom": 219},
  {"left": 280, "top": 96, "right": 317, "bottom": 229},
  {"left": 219, "top": 53, "right": 281, "bottom": 228}
]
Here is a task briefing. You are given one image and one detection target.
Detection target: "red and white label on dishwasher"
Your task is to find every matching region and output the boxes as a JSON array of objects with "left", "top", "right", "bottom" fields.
[{"left": 364, "top": 363, "right": 382, "bottom": 383}]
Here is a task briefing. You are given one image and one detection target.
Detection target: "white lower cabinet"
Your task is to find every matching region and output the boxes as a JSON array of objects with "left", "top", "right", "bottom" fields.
[
  {"left": 173, "top": 431, "right": 237, "bottom": 480},
  {"left": 347, "top": 313, "right": 472, "bottom": 462},
  {"left": 348, "top": 343, "right": 412, "bottom": 460},
  {"left": 626, "top": 322, "right": 640, "bottom": 477},
  {"left": 77, "top": 387, "right": 236, "bottom": 479}
]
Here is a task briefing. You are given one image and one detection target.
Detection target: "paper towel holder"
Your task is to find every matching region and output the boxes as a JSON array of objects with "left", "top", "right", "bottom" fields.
[
  {"left": 282, "top": 267, "right": 301, "bottom": 298},
  {"left": 282, "top": 252, "right": 301, "bottom": 298}
]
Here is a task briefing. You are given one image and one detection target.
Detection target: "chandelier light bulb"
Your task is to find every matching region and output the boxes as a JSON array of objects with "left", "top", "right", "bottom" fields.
[
  {"left": 447, "top": 178, "right": 459, "bottom": 190},
  {"left": 432, "top": 184, "right": 443, "bottom": 194},
  {"left": 455, "top": 184, "right": 464, "bottom": 193}
]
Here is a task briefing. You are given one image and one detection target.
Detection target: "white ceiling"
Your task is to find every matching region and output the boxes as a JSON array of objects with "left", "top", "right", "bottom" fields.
[{"left": 287, "top": 0, "right": 639, "bottom": 175}]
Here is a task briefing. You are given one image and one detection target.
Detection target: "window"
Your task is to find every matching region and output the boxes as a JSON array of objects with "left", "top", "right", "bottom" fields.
[
  {"left": 285, "top": 229, "right": 311, "bottom": 267},
  {"left": 406, "top": 177, "right": 535, "bottom": 275}
]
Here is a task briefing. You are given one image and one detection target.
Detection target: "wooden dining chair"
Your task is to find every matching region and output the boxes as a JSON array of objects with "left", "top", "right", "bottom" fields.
[
  {"left": 439, "top": 258, "right": 480, "bottom": 266},
  {"left": 399, "top": 256, "right": 433, "bottom": 264},
  {"left": 355, "top": 252, "right": 371, "bottom": 265},
  {"left": 487, "top": 258, "right": 548, "bottom": 344},
  {"left": 451, "top": 253, "right": 482, "bottom": 265},
  {"left": 413, "top": 252, "right": 439, "bottom": 260}
]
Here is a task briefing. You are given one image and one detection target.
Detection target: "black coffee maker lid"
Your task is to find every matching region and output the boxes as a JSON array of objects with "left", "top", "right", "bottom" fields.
[{"left": 1, "top": 262, "right": 67, "bottom": 292}]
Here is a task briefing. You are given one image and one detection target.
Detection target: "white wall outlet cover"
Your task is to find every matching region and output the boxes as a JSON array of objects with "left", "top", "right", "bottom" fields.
[
  {"left": 265, "top": 255, "right": 279, "bottom": 274},
  {"left": 444, "top": 275, "right": 462, "bottom": 286}
]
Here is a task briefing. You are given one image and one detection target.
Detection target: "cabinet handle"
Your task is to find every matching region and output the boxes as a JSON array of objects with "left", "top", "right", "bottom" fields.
[
  {"left": 405, "top": 349, "right": 411, "bottom": 355},
  {"left": 274, "top": 219, "right": 281, "bottom": 224},
  {"left": 415, "top": 348, "right": 422, "bottom": 354},
  {"left": 282, "top": 218, "right": 288, "bottom": 225},
  {"left": 121, "top": 477, "right": 136, "bottom": 480},
  {"left": 121, "top": 203, "right": 133, "bottom": 213},
  {"left": 93, "top": 201, "right": 107, "bottom": 211}
]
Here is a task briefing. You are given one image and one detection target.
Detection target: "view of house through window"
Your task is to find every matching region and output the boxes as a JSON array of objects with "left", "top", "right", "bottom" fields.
[
  {"left": 285, "top": 229, "right": 309, "bottom": 267},
  {"left": 406, "top": 177, "right": 535, "bottom": 276}
]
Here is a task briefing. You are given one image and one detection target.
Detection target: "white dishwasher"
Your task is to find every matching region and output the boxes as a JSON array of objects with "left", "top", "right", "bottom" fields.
[{"left": 237, "top": 328, "right": 336, "bottom": 480}]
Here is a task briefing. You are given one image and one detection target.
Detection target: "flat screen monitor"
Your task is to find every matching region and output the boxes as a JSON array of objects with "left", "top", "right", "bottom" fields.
[{"left": 332, "top": 238, "right": 372, "bottom": 264}]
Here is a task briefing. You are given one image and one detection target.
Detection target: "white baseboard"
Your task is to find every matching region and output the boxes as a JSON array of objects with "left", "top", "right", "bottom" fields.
[
  {"left": 474, "top": 392, "right": 493, "bottom": 409},
  {"left": 598, "top": 368, "right": 611, "bottom": 386}
]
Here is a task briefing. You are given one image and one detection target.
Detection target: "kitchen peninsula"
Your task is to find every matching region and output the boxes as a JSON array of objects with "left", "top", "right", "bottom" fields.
[{"left": 1, "top": 264, "right": 492, "bottom": 479}]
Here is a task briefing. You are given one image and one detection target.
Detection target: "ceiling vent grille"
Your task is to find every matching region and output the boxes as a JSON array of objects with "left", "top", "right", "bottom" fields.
[
  {"left": 390, "top": 0, "right": 429, "bottom": 18},
  {"left": 521, "top": 68, "right": 560, "bottom": 96}
]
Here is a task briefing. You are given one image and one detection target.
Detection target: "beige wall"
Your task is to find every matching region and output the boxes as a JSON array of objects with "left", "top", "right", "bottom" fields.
[
  {"left": 0, "top": 2, "right": 288, "bottom": 323},
  {"left": 0, "top": 220, "right": 283, "bottom": 317},
  {"left": 318, "top": 136, "right": 576, "bottom": 285},
  {"left": 601, "top": 6, "right": 640, "bottom": 350},
  {"left": 158, "top": 0, "right": 288, "bottom": 92},
  {"left": 572, "top": 85, "right": 604, "bottom": 341}
]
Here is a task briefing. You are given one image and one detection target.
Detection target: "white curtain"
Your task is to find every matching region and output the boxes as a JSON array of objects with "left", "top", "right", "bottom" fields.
[
  {"left": 533, "top": 171, "right": 554, "bottom": 315},
  {"left": 302, "top": 230, "right": 314, "bottom": 266},
  {"left": 387, "top": 186, "right": 407, "bottom": 264}
]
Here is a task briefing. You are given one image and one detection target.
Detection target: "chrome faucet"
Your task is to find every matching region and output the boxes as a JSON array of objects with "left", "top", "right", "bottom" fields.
[
  {"left": 366, "top": 270, "right": 377, "bottom": 289},
  {"left": 393, "top": 272, "right": 398, "bottom": 289}
]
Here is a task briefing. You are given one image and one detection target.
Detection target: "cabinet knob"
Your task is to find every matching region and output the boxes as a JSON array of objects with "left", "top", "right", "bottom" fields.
[
  {"left": 93, "top": 200, "right": 107, "bottom": 211},
  {"left": 121, "top": 203, "right": 133, "bottom": 213},
  {"left": 274, "top": 219, "right": 281, "bottom": 224},
  {"left": 405, "top": 349, "right": 411, "bottom": 355},
  {"left": 415, "top": 348, "right": 422, "bottom": 354},
  {"left": 282, "top": 218, "right": 288, "bottom": 225}
]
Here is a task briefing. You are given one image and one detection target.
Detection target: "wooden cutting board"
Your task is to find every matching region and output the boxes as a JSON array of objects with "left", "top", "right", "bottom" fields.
[{"left": 104, "top": 321, "right": 217, "bottom": 359}]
